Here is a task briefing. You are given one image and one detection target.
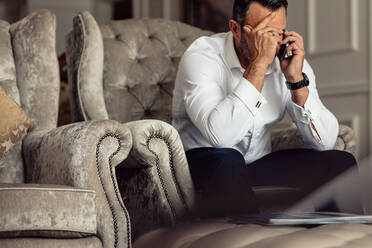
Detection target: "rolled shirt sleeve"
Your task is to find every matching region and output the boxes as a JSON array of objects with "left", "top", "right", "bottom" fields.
[{"left": 286, "top": 60, "right": 339, "bottom": 150}]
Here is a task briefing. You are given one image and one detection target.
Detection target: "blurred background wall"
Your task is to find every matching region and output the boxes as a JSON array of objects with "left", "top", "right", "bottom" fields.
[{"left": 0, "top": 0, "right": 370, "bottom": 160}]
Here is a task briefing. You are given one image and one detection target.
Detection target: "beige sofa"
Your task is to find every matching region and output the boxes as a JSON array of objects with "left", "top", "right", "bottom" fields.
[{"left": 65, "top": 11, "right": 369, "bottom": 247}]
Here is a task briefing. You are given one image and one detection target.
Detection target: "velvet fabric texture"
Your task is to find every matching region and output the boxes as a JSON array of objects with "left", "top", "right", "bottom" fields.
[
  {"left": 0, "top": 184, "right": 96, "bottom": 237},
  {"left": 23, "top": 120, "right": 133, "bottom": 248},
  {"left": 0, "top": 86, "right": 34, "bottom": 158},
  {"left": 118, "top": 120, "right": 195, "bottom": 238},
  {"left": 0, "top": 19, "right": 23, "bottom": 183},
  {"left": 66, "top": 12, "right": 212, "bottom": 123},
  {"left": 10, "top": 9, "right": 60, "bottom": 130},
  {"left": 66, "top": 12, "right": 209, "bottom": 240},
  {"left": 0, "top": 10, "right": 134, "bottom": 248},
  {"left": 0, "top": 237, "right": 102, "bottom": 248}
]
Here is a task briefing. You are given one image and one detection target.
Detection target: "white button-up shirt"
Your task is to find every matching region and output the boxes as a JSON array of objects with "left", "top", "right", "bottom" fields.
[{"left": 172, "top": 32, "right": 339, "bottom": 164}]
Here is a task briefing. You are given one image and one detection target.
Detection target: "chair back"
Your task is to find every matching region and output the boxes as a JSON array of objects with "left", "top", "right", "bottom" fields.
[
  {"left": 67, "top": 12, "right": 212, "bottom": 124},
  {"left": 100, "top": 19, "right": 212, "bottom": 124},
  {"left": 0, "top": 10, "right": 60, "bottom": 183}
]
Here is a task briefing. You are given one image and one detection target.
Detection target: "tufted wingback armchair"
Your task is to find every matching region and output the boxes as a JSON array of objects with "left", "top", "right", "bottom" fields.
[
  {"left": 66, "top": 11, "right": 357, "bottom": 242},
  {"left": 0, "top": 10, "right": 133, "bottom": 248}
]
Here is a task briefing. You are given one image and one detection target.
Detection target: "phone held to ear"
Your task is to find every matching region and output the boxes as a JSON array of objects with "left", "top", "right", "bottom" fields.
[
  {"left": 278, "top": 42, "right": 290, "bottom": 61},
  {"left": 278, "top": 30, "right": 293, "bottom": 61}
]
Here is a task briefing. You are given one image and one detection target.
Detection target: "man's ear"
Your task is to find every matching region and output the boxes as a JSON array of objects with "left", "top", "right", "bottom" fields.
[{"left": 229, "top": 19, "right": 241, "bottom": 41}]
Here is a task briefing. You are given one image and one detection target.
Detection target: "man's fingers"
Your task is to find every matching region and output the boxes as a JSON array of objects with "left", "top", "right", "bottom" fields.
[
  {"left": 282, "top": 36, "right": 298, "bottom": 45},
  {"left": 287, "top": 43, "right": 304, "bottom": 56},
  {"left": 284, "top": 30, "right": 303, "bottom": 41},
  {"left": 282, "top": 33, "right": 304, "bottom": 50},
  {"left": 243, "top": 25, "right": 252, "bottom": 33},
  {"left": 253, "top": 12, "right": 275, "bottom": 31},
  {"left": 258, "top": 27, "right": 282, "bottom": 36}
]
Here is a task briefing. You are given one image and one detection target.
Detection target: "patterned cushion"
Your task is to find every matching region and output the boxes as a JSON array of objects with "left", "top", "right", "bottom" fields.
[{"left": 0, "top": 86, "right": 34, "bottom": 158}]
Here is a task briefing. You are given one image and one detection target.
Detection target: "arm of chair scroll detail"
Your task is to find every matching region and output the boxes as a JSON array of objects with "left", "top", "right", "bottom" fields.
[{"left": 23, "top": 120, "right": 133, "bottom": 248}]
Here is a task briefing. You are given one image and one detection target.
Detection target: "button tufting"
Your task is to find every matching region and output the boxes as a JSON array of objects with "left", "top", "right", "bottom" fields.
[
  {"left": 144, "top": 109, "right": 152, "bottom": 116},
  {"left": 115, "top": 34, "right": 120, "bottom": 40}
]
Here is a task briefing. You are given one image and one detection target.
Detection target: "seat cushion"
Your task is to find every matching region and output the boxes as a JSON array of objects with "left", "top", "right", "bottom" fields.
[
  {"left": 134, "top": 218, "right": 372, "bottom": 248},
  {"left": 0, "top": 184, "right": 97, "bottom": 238}
]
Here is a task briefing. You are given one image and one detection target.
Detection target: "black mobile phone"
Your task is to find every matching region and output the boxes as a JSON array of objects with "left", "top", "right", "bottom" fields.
[
  {"left": 278, "top": 30, "right": 292, "bottom": 61},
  {"left": 278, "top": 42, "right": 289, "bottom": 61}
]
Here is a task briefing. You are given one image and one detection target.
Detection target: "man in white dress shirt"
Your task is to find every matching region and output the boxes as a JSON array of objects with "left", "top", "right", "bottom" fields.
[{"left": 172, "top": 0, "right": 358, "bottom": 214}]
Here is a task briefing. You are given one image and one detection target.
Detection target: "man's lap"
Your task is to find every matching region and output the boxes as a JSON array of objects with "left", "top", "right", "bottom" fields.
[{"left": 186, "top": 147, "right": 357, "bottom": 192}]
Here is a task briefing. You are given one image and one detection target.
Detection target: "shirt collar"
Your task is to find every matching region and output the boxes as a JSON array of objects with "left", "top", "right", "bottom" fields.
[{"left": 224, "top": 32, "right": 274, "bottom": 75}]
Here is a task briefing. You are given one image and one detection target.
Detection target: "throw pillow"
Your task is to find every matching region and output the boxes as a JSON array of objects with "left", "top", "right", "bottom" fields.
[{"left": 0, "top": 86, "right": 35, "bottom": 158}]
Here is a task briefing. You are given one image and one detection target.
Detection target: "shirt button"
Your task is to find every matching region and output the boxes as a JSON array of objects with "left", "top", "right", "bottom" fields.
[{"left": 255, "top": 101, "right": 262, "bottom": 108}]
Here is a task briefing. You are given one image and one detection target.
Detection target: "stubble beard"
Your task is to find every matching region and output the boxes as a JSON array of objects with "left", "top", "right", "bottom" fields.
[{"left": 238, "top": 33, "right": 252, "bottom": 66}]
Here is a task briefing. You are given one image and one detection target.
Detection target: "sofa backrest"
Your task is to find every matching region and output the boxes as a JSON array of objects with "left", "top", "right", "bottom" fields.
[
  {"left": 67, "top": 12, "right": 212, "bottom": 124},
  {"left": 0, "top": 10, "right": 60, "bottom": 183},
  {"left": 99, "top": 19, "right": 212, "bottom": 124}
]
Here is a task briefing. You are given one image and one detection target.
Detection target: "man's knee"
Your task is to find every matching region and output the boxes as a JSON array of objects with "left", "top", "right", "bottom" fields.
[
  {"left": 210, "top": 148, "right": 246, "bottom": 168},
  {"left": 322, "top": 150, "right": 357, "bottom": 174}
]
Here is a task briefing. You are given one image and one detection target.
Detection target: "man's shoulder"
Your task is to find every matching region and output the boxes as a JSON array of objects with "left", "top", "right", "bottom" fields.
[{"left": 183, "top": 32, "right": 230, "bottom": 58}]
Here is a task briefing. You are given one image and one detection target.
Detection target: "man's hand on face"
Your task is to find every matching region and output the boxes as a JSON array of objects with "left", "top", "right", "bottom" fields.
[
  {"left": 242, "top": 12, "right": 283, "bottom": 91},
  {"left": 280, "top": 30, "right": 306, "bottom": 83},
  {"left": 243, "top": 12, "right": 283, "bottom": 69}
]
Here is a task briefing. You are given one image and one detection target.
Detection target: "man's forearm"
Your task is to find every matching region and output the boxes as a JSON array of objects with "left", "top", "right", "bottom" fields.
[{"left": 291, "top": 86, "right": 309, "bottom": 108}]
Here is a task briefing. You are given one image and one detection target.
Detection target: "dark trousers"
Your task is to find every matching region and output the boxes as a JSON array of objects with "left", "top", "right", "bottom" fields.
[{"left": 186, "top": 148, "right": 359, "bottom": 216}]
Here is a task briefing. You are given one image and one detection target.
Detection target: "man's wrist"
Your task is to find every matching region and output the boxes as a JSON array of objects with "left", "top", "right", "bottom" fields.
[
  {"left": 244, "top": 60, "right": 268, "bottom": 79},
  {"left": 243, "top": 61, "right": 268, "bottom": 92},
  {"left": 285, "top": 73, "right": 304, "bottom": 83}
]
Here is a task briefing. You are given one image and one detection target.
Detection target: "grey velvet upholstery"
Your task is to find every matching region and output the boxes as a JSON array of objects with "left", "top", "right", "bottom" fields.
[
  {"left": 0, "top": 184, "right": 97, "bottom": 237},
  {"left": 0, "top": 18, "right": 22, "bottom": 183},
  {"left": 24, "top": 120, "right": 133, "bottom": 248},
  {"left": 66, "top": 11, "right": 359, "bottom": 244},
  {"left": 0, "top": 237, "right": 103, "bottom": 248},
  {"left": 0, "top": 10, "right": 133, "bottom": 248},
  {"left": 66, "top": 12, "right": 211, "bottom": 239}
]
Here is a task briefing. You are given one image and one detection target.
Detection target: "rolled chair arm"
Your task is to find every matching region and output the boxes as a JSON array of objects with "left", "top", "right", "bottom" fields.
[
  {"left": 23, "top": 120, "right": 132, "bottom": 248},
  {"left": 120, "top": 119, "right": 195, "bottom": 239}
]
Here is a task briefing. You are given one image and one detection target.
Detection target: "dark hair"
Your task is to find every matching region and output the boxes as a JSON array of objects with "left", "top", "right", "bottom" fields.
[{"left": 233, "top": 0, "right": 288, "bottom": 26}]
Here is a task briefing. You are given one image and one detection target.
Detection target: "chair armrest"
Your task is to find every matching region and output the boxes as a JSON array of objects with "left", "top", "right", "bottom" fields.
[
  {"left": 22, "top": 120, "right": 132, "bottom": 248},
  {"left": 121, "top": 119, "right": 195, "bottom": 239},
  {"left": 271, "top": 124, "right": 356, "bottom": 157}
]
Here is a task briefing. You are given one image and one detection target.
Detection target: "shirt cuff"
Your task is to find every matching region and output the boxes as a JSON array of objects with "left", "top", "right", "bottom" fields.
[
  {"left": 289, "top": 89, "right": 322, "bottom": 124},
  {"left": 232, "top": 77, "right": 267, "bottom": 116},
  {"left": 289, "top": 90, "right": 323, "bottom": 143}
]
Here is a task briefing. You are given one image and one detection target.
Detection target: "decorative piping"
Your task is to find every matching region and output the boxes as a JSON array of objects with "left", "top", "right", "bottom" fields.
[
  {"left": 145, "top": 133, "right": 189, "bottom": 222},
  {"left": 96, "top": 133, "right": 132, "bottom": 248},
  {"left": 75, "top": 14, "right": 88, "bottom": 121}
]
